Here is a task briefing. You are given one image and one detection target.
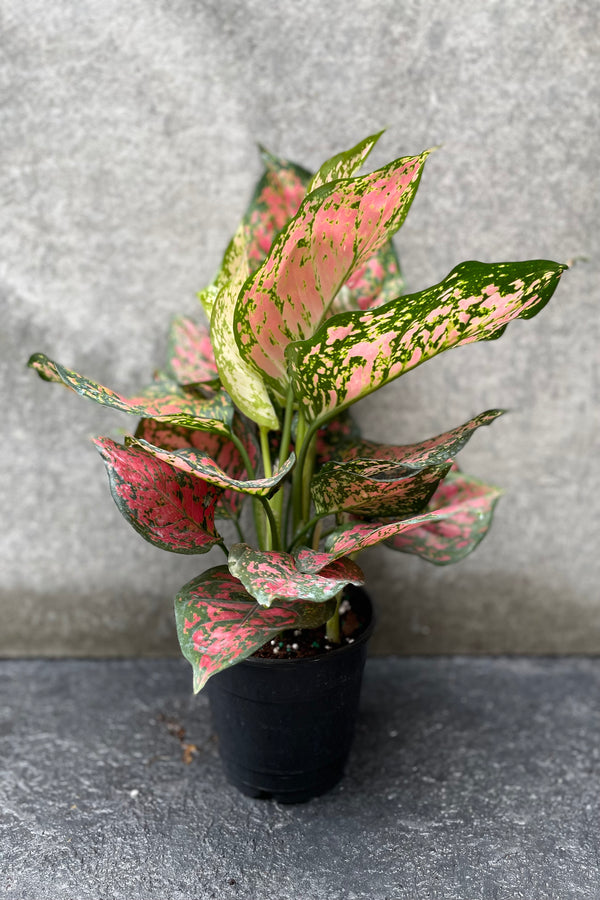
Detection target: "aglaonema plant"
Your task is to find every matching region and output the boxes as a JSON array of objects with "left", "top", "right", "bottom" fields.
[{"left": 29, "top": 133, "right": 566, "bottom": 692}]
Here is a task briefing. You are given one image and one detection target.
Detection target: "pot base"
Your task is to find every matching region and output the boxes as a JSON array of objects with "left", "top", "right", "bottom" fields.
[{"left": 219, "top": 755, "right": 346, "bottom": 804}]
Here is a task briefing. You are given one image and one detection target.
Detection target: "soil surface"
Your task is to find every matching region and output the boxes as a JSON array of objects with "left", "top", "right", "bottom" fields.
[{"left": 251, "top": 592, "right": 368, "bottom": 660}]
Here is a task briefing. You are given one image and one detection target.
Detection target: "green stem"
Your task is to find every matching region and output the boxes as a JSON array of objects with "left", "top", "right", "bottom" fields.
[
  {"left": 232, "top": 517, "right": 245, "bottom": 543},
  {"left": 229, "top": 430, "right": 264, "bottom": 549},
  {"left": 229, "top": 432, "right": 256, "bottom": 479},
  {"left": 258, "top": 496, "right": 280, "bottom": 551},
  {"left": 218, "top": 540, "right": 230, "bottom": 558},
  {"left": 258, "top": 425, "right": 282, "bottom": 549},
  {"left": 259, "top": 426, "right": 272, "bottom": 478},
  {"left": 291, "top": 409, "right": 308, "bottom": 531},
  {"left": 301, "top": 430, "right": 317, "bottom": 524},
  {"left": 325, "top": 590, "right": 343, "bottom": 644},
  {"left": 290, "top": 514, "right": 326, "bottom": 553},
  {"left": 273, "top": 388, "right": 295, "bottom": 547}
]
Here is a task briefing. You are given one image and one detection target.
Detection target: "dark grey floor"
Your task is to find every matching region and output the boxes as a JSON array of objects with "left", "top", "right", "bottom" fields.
[{"left": 1, "top": 657, "right": 599, "bottom": 900}]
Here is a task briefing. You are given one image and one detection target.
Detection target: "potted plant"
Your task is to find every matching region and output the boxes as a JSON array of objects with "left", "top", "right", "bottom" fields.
[{"left": 28, "top": 132, "right": 565, "bottom": 802}]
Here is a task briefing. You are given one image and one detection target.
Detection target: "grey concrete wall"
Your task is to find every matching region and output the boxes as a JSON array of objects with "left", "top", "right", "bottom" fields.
[{"left": 2, "top": 0, "right": 598, "bottom": 656}]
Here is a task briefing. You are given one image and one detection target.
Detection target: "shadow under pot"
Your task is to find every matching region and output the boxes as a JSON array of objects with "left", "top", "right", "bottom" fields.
[{"left": 206, "top": 586, "right": 375, "bottom": 804}]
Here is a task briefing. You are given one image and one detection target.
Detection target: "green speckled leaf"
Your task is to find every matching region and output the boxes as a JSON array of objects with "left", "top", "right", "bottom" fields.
[
  {"left": 175, "top": 567, "right": 335, "bottom": 692},
  {"left": 210, "top": 226, "right": 279, "bottom": 430},
  {"left": 235, "top": 151, "right": 430, "bottom": 400},
  {"left": 94, "top": 437, "right": 222, "bottom": 554},
  {"left": 306, "top": 130, "right": 383, "bottom": 193},
  {"left": 339, "top": 409, "right": 504, "bottom": 467},
  {"left": 323, "top": 471, "right": 502, "bottom": 564},
  {"left": 287, "top": 259, "right": 566, "bottom": 425},
  {"left": 128, "top": 437, "right": 295, "bottom": 498},
  {"left": 311, "top": 457, "right": 451, "bottom": 518},
  {"left": 28, "top": 353, "right": 234, "bottom": 435},
  {"left": 135, "top": 416, "right": 259, "bottom": 520},
  {"left": 228, "top": 543, "right": 364, "bottom": 607}
]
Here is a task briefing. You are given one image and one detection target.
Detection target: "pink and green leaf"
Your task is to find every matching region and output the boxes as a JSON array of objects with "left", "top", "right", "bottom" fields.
[
  {"left": 135, "top": 415, "right": 259, "bottom": 520},
  {"left": 315, "top": 409, "right": 362, "bottom": 465},
  {"left": 292, "top": 546, "right": 346, "bottom": 575},
  {"left": 306, "top": 130, "right": 383, "bottom": 193},
  {"left": 210, "top": 226, "right": 280, "bottom": 430},
  {"left": 330, "top": 240, "right": 405, "bottom": 315},
  {"left": 244, "top": 148, "right": 311, "bottom": 270},
  {"left": 287, "top": 259, "right": 566, "bottom": 425},
  {"left": 323, "top": 471, "right": 502, "bottom": 564},
  {"left": 175, "top": 567, "right": 335, "bottom": 692},
  {"left": 339, "top": 409, "right": 504, "bottom": 467},
  {"left": 235, "top": 151, "right": 430, "bottom": 399},
  {"left": 28, "top": 353, "right": 234, "bottom": 435},
  {"left": 128, "top": 437, "right": 294, "bottom": 497},
  {"left": 228, "top": 543, "right": 364, "bottom": 607},
  {"left": 311, "top": 458, "right": 451, "bottom": 518},
  {"left": 165, "top": 316, "right": 218, "bottom": 387},
  {"left": 384, "top": 471, "right": 502, "bottom": 564},
  {"left": 94, "top": 437, "right": 222, "bottom": 554}
]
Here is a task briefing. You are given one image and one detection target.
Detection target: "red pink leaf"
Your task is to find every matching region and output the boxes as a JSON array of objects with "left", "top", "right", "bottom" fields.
[
  {"left": 385, "top": 471, "right": 502, "bottom": 564},
  {"left": 176, "top": 567, "right": 335, "bottom": 692},
  {"left": 165, "top": 316, "right": 218, "bottom": 386},
  {"left": 228, "top": 543, "right": 364, "bottom": 607},
  {"left": 135, "top": 416, "right": 259, "bottom": 520},
  {"left": 128, "top": 437, "right": 295, "bottom": 497},
  {"left": 323, "top": 471, "right": 502, "bottom": 564},
  {"left": 94, "top": 437, "right": 221, "bottom": 554}
]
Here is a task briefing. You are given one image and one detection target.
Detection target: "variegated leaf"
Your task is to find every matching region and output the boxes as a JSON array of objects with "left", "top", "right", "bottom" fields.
[
  {"left": 176, "top": 567, "right": 335, "bottom": 692},
  {"left": 199, "top": 214, "right": 272, "bottom": 320},
  {"left": 228, "top": 543, "right": 364, "bottom": 607},
  {"left": 311, "top": 458, "right": 451, "bottom": 518},
  {"left": 323, "top": 472, "right": 501, "bottom": 564},
  {"left": 128, "top": 437, "right": 295, "bottom": 497},
  {"left": 28, "top": 353, "right": 234, "bottom": 435},
  {"left": 135, "top": 415, "right": 259, "bottom": 519},
  {"left": 292, "top": 546, "right": 343, "bottom": 575},
  {"left": 210, "top": 226, "right": 280, "bottom": 430},
  {"left": 165, "top": 316, "right": 218, "bottom": 386},
  {"left": 287, "top": 259, "right": 566, "bottom": 424},
  {"left": 198, "top": 282, "right": 221, "bottom": 322},
  {"left": 315, "top": 409, "right": 362, "bottom": 465},
  {"left": 235, "top": 151, "right": 430, "bottom": 399},
  {"left": 339, "top": 409, "right": 504, "bottom": 467},
  {"left": 331, "top": 240, "right": 405, "bottom": 315},
  {"left": 385, "top": 471, "right": 502, "bottom": 564},
  {"left": 306, "top": 130, "right": 383, "bottom": 193},
  {"left": 244, "top": 148, "right": 311, "bottom": 271},
  {"left": 94, "top": 437, "right": 222, "bottom": 554}
]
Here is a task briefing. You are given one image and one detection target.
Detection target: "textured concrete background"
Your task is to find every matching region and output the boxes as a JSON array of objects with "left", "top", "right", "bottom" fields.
[{"left": 1, "top": 0, "right": 599, "bottom": 656}]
